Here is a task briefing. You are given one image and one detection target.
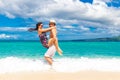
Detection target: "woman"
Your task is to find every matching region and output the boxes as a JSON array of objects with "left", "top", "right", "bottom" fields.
[{"left": 28, "top": 22, "right": 54, "bottom": 48}]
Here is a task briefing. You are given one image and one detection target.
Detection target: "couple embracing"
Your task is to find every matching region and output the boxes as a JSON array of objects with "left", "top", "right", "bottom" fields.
[{"left": 29, "top": 20, "right": 63, "bottom": 65}]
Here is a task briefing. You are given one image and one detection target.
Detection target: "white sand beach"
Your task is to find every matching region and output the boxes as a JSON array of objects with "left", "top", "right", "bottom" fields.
[{"left": 0, "top": 71, "right": 120, "bottom": 80}]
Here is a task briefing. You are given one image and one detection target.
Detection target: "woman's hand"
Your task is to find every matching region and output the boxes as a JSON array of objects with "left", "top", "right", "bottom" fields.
[{"left": 51, "top": 27, "right": 55, "bottom": 29}]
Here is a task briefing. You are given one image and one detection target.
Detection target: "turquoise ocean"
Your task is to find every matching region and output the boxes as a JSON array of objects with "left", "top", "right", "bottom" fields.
[{"left": 0, "top": 41, "right": 120, "bottom": 73}]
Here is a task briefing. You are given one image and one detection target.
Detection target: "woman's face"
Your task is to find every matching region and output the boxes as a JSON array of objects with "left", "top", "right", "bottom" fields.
[
  {"left": 49, "top": 23, "right": 52, "bottom": 27},
  {"left": 39, "top": 24, "right": 43, "bottom": 28}
]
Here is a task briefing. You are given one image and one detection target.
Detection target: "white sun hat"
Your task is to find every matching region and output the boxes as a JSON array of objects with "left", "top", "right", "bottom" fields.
[{"left": 49, "top": 19, "right": 56, "bottom": 23}]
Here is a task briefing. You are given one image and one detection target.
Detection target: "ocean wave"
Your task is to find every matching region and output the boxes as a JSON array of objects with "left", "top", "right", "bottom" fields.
[{"left": 0, "top": 57, "right": 120, "bottom": 73}]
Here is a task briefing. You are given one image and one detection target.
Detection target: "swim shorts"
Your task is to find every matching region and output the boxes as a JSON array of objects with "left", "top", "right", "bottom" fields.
[{"left": 44, "top": 45, "right": 56, "bottom": 58}]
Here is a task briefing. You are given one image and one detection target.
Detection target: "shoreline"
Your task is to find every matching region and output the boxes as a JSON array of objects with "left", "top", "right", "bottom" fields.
[
  {"left": 0, "top": 71, "right": 120, "bottom": 80},
  {"left": 0, "top": 40, "right": 120, "bottom": 42}
]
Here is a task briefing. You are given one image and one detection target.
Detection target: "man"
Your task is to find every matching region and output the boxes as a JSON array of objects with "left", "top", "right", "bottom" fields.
[{"left": 44, "top": 20, "right": 62, "bottom": 65}]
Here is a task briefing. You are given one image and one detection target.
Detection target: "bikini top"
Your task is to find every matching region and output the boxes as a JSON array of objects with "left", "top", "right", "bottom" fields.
[{"left": 39, "top": 32, "right": 49, "bottom": 48}]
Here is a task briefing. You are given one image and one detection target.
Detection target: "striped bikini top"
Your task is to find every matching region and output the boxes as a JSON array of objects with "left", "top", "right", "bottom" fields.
[{"left": 39, "top": 32, "right": 49, "bottom": 48}]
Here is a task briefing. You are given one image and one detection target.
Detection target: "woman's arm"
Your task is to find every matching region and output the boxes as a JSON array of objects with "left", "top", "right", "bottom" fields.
[{"left": 38, "top": 27, "right": 54, "bottom": 33}]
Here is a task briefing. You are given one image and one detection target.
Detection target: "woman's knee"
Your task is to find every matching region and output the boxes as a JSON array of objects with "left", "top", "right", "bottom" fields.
[{"left": 53, "top": 37, "right": 57, "bottom": 41}]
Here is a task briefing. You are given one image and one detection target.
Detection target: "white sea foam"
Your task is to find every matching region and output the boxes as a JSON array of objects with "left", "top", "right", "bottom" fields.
[{"left": 0, "top": 57, "right": 120, "bottom": 74}]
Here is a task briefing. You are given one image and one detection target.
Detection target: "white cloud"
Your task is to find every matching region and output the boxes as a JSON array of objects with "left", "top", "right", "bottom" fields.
[
  {"left": 0, "top": 0, "right": 120, "bottom": 39},
  {"left": 0, "top": 34, "right": 10, "bottom": 38},
  {"left": 95, "top": 0, "right": 119, "bottom": 3},
  {"left": 93, "top": 0, "right": 111, "bottom": 3},
  {"left": 63, "top": 26, "right": 74, "bottom": 28},
  {"left": 4, "top": 12, "right": 15, "bottom": 18},
  {"left": 0, "top": 27, "right": 29, "bottom": 32},
  {"left": 0, "top": 34, "right": 18, "bottom": 39},
  {"left": 0, "top": 0, "right": 120, "bottom": 26},
  {"left": 79, "top": 26, "right": 90, "bottom": 31},
  {"left": 0, "top": 0, "right": 119, "bottom": 26}
]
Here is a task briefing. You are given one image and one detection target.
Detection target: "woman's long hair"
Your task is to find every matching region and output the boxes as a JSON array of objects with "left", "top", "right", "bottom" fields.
[{"left": 28, "top": 22, "right": 42, "bottom": 32}]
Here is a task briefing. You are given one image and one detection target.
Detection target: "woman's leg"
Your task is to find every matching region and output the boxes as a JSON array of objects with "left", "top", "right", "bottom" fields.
[
  {"left": 53, "top": 38, "right": 63, "bottom": 55},
  {"left": 48, "top": 38, "right": 63, "bottom": 55}
]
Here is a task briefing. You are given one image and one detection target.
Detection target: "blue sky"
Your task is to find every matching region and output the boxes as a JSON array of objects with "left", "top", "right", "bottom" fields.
[{"left": 0, "top": 0, "right": 120, "bottom": 40}]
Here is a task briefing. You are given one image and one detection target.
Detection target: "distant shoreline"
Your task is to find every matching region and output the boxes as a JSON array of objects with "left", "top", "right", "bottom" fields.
[{"left": 0, "top": 40, "right": 120, "bottom": 42}]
